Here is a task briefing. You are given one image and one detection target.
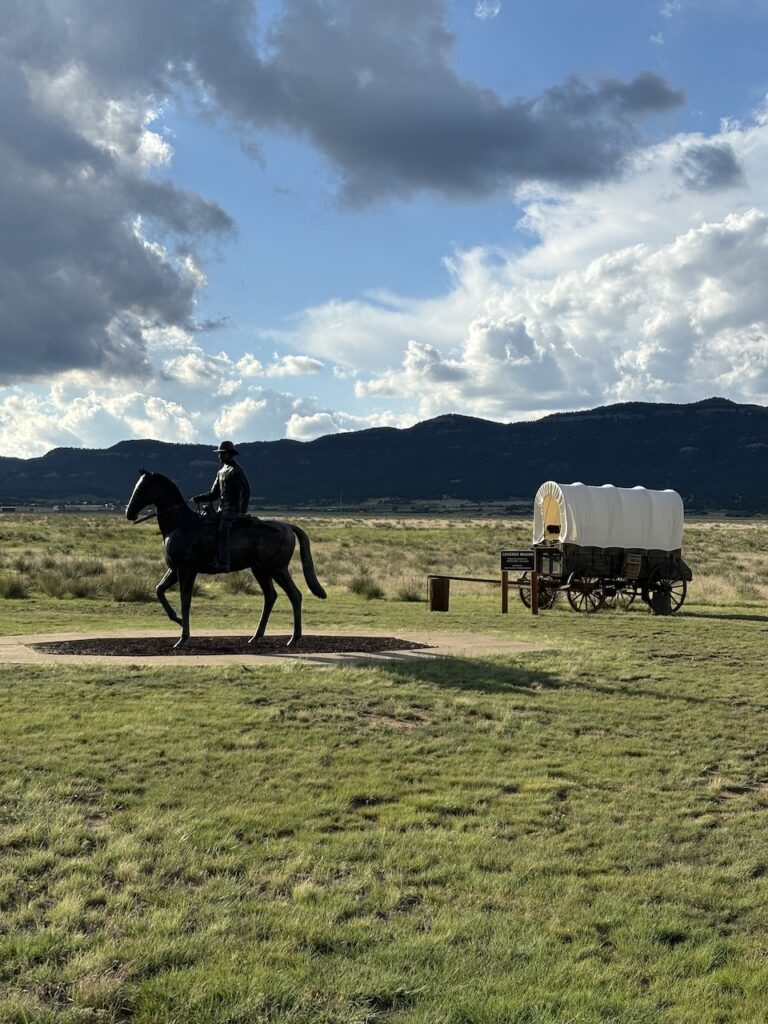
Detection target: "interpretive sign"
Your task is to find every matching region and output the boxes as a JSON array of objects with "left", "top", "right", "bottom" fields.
[{"left": 500, "top": 549, "right": 535, "bottom": 572}]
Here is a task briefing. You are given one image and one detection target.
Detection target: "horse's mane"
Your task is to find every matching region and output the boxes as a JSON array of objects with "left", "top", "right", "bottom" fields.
[{"left": 141, "top": 469, "right": 185, "bottom": 503}]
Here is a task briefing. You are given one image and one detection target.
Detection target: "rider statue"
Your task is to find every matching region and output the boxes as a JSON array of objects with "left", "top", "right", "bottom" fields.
[{"left": 193, "top": 440, "right": 251, "bottom": 572}]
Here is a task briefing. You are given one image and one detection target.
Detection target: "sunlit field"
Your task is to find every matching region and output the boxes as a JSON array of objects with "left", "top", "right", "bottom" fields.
[{"left": 1, "top": 514, "right": 768, "bottom": 1023}]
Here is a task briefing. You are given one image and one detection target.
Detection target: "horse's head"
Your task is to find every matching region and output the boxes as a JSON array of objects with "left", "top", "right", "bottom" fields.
[{"left": 125, "top": 468, "right": 155, "bottom": 521}]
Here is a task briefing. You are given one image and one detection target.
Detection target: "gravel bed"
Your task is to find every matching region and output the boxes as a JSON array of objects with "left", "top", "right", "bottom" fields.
[{"left": 30, "top": 635, "right": 433, "bottom": 657}]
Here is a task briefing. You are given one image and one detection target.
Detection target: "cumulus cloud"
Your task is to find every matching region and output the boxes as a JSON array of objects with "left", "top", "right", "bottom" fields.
[
  {"left": 286, "top": 409, "right": 408, "bottom": 441},
  {"left": 0, "top": 382, "right": 197, "bottom": 457},
  {"left": 265, "top": 354, "right": 325, "bottom": 377},
  {"left": 0, "top": 39, "right": 233, "bottom": 382},
  {"left": 283, "top": 110, "right": 768, "bottom": 419},
  {"left": 213, "top": 391, "right": 403, "bottom": 442},
  {"left": 0, "top": 371, "right": 399, "bottom": 457},
  {"left": 161, "top": 350, "right": 237, "bottom": 385},
  {"left": 0, "top": 0, "right": 687, "bottom": 393},
  {"left": 5, "top": 1, "right": 686, "bottom": 205},
  {"left": 354, "top": 319, "right": 595, "bottom": 418},
  {"left": 236, "top": 354, "right": 265, "bottom": 377}
]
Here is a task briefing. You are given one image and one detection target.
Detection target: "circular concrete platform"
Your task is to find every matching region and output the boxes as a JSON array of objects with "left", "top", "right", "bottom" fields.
[{"left": 0, "top": 630, "right": 543, "bottom": 667}]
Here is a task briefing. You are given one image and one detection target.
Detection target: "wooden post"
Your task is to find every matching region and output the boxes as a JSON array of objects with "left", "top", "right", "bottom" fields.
[
  {"left": 531, "top": 570, "right": 539, "bottom": 615},
  {"left": 428, "top": 576, "right": 450, "bottom": 612},
  {"left": 501, "top": 570, "right": 509, "bottom": 614}
]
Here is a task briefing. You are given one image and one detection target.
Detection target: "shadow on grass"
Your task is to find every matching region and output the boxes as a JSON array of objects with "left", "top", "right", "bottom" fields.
[
  {"left": 682, "top": 610, "right": 768, "bottom": 624},
  {"left": 367, "top": 652, "right": 768, "bottom": 712},
  {"left": 371, "top": 653, "right": 562, "bottom": 695}
]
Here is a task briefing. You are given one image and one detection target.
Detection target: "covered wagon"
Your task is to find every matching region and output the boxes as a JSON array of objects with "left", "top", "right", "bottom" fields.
[{"left": 518, "top": 481, "right": 693, "bottom": 613}]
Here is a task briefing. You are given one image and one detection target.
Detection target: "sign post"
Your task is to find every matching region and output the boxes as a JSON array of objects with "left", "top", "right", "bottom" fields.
[{"left": 500, "top": 549, "right": 536, "bottom": 615}]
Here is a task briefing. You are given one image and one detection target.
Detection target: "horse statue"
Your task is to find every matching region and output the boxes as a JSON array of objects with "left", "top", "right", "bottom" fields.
[{"left": 125, "top": 469, "right": 326, "bottom": 648}]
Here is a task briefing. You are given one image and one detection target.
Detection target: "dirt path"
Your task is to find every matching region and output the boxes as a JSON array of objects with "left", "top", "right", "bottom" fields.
[{"left": 0, "top": 630, "right": 543, "bottom": 667}]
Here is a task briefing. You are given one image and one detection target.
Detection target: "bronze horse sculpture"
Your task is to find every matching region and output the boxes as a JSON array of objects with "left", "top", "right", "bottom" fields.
[{"left": 125, "top": 470, "right": 326, "bottom": 648}]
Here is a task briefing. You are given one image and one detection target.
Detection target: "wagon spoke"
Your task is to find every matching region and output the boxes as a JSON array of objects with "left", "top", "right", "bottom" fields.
[
  {"left": 648, "top": 572, "right": 687, "bottom": 615},
  {"left": 603, "top": 580, "right": 637, "bottom": 610},
  {"left": 567, "top": 575, "right": 605, "bottom": 613},
  {"left": 518, "top": 572, "right": 532, "bottom": 608}
]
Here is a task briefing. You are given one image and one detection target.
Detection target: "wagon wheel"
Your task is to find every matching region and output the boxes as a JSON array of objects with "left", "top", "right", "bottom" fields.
[
  {"left": 567, "top": 575, "right": 605, "bottom": 613},
  {"left": 518, "top": 573, "right": 559, "bottom": 610},
  {"left": 603, "top": 579, "right": 637, "bottom": 610},
  {"left": 647, "top": 569, "right": 687, "bottom": 615}
]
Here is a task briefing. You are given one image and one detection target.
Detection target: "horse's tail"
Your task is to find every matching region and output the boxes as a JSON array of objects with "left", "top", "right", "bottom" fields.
[{"left": 292, "top": 525, "right": 327, "bottom": 599}]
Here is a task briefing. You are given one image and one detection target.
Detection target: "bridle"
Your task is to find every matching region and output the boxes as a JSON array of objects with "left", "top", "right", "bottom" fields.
[{"left": 131, "top": 500, "right": 191, "bottom": 526}]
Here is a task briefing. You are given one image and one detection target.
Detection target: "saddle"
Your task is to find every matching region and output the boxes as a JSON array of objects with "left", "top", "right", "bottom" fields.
[{"left": 196, "top": 505, "right": 273, "bottom": 533}]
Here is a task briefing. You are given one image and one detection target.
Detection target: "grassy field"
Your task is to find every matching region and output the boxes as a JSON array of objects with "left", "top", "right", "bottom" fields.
[{"left": 1, "top": 514, "right": 768, "bottom": 1023}]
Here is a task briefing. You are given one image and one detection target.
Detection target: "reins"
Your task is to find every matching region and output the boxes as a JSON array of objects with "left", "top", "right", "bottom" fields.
[{"left": 131, "top": 500, "right": 193, "bottom": 525}]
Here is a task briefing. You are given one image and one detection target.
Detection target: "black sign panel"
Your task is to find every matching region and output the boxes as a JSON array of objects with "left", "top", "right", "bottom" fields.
[{"left": 500, "top": 549, "right": 535, "bottom": 572}]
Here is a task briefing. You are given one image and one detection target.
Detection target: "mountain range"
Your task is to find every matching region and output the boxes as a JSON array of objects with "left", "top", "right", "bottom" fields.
[{"left": 1, "top": 397, "right": 766, "bottom": 511}]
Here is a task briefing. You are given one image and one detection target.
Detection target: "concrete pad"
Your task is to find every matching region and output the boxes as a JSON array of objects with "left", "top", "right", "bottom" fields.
[{"left": 0, "top": 630, "right": 543, "bottom": 668}]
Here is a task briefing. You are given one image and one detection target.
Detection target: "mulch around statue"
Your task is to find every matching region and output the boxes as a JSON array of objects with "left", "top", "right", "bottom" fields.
[{"left": 30, "top": 635, "right": 434, "bottom": 657}]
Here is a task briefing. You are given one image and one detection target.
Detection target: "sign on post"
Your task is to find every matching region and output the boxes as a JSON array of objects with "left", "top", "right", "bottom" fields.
[{"left": 500, "top": 549, "right": 535, "bottom": 573}]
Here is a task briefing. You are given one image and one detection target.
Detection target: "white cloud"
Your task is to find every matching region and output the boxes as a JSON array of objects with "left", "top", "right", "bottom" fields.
[
  {"left": 235, "top": 353, "right": 264, "bottom": 377},
  {"left": 213, "top": 389, "right": 321, "bottom": 440},
  {"left": 0, "top": 382, "right": 197, "bottom": 457},
  {"left": 162, "top": 350, "right": 234, "bottom": 384},
  {"left": 274, "top": 280, "right": 475, "bottom": 373},
  {"left": 474, "top": 1, "right": 502, "bottom": 20},
  {"left": 286, "top": 409, "right": 410, "bottom": 441},
  {"left": 283, "top": 108, "right": 768, "bottom": 420},
  {"left": 265, "top": 354, "right": 325, "bottom": 377}
]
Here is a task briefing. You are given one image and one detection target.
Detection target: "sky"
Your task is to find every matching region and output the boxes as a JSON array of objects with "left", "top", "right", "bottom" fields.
[{"left": 2, "top": 0, "right": 768, "bottom": 457}]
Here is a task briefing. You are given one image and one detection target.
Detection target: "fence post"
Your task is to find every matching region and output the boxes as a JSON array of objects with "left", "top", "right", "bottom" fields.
[
  {"left": 501, "top": 570, "right": 509, "bottom": 614},
  {"left": 428, "top": 576, "right": 450, "bottom": 612},
  {"left": 531, "top": 571, "right": 539, "bottom": 615}
]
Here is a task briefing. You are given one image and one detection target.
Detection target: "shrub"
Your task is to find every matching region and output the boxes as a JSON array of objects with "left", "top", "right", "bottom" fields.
[
  {"left": 72, "top": 557, "right": 107, "bottom": 577},
  {"left": 736, "top": 581, "right": 763, "bottom": 602},
  {"left": 36, "top": 570, "right": 70, "bottom": 599},
  {"left": 0, "top": 574, "right": 28, "bottom": 599},
  {"left": 394, "top": 578, "right": 424, "bottom": 602},
  {"left": 60, "top": 557, "right": 107, "bottom": 578},
  {"left": 222, "top": 570, "right": 258, "bottom": 595},
  {"left": 10, "top": 553, "right": 35, "bottom": 574},
  {"left": 108, "top": 573, "right": 155, "bottom": 603},
  {"left": 36, "top": 570, "right": 102, "bottom": 599},
  {"left": 68, "top": 577, "right": 103, "bottom": 599},
  {"left": 349, "top": 571, "right": 385, "bottom": 600}
]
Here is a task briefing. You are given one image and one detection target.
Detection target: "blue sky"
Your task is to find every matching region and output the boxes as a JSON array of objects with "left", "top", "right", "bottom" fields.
[{"left": 1, "top": 0, "right": 768, "bottom": 454}]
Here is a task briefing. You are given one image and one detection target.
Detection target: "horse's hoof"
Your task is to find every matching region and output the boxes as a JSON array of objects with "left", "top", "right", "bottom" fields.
[
  {"left": 248, "top": 634, "right": 262, "bottom": 645},
  {"left": 286, "top": 636, "right": 301, "bottom": 648},
  {"left": 173, "top": 636, "right": 189, "bottom": 650}
]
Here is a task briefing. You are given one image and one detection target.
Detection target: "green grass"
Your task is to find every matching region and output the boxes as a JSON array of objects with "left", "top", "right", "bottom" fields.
[{"left": 1, "top": 515, "right": 768, "bottom": 1021}]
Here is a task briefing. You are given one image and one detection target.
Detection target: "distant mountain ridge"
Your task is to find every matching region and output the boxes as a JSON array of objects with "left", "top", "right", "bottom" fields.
[{"left": 1, "top": 397, "right": 767, "bottom": 510}]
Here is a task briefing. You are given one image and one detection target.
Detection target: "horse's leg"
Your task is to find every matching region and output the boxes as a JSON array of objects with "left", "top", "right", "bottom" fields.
[
  {"left": 272, "top": 568, "right": 303, "bottom": 647},
  {"left": 156, "top": 568, "right": 182, "bottom": 626},
  {"left": 248, "top": 569, "right": 277, "bottom": 644},
  {"left": 173, "top": 566, "right": 197, "bottom": 649}
]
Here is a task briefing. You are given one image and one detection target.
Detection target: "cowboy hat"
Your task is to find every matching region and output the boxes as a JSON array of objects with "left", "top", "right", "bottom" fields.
[{"left": 214, "top": 440, "right": 239, "bottom": 455}]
